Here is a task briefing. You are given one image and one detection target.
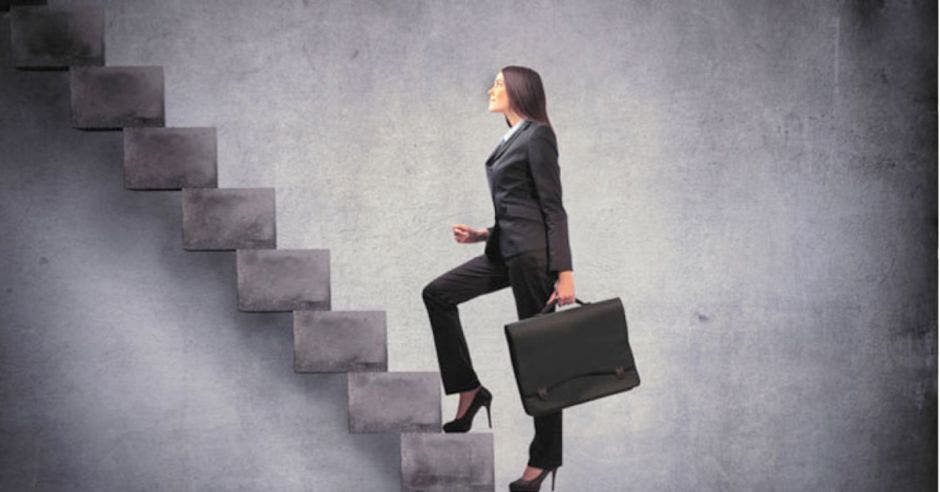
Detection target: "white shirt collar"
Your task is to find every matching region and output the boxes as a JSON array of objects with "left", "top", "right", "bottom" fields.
[{"left": 501, "top": 118, "right": 527, "bottom": 142}]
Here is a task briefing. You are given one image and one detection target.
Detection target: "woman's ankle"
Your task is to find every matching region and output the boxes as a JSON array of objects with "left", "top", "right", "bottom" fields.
[{"left": 461, "top": 385, "right": 481, "bottom": 396}]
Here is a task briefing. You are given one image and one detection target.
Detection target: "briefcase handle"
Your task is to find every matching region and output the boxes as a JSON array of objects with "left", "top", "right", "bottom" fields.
[{"left": 537, "top": 297, "right": 590, "bottom": 316}]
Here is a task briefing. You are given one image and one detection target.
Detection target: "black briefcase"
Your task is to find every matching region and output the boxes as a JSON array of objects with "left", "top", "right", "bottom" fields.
[{"left": 504, "top": 297, "right": 640, "bottom": 417}]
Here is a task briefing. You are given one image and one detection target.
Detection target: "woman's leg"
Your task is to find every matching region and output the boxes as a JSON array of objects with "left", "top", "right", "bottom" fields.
[
  {"left": 505, "top": 248, "right": 563, "bottom": 469},
  {"left": 422, "top": 253, "right": 510, "bottom": 395},
  {"left": 527, "top": 412, "right": 562, "bottom": 469}
]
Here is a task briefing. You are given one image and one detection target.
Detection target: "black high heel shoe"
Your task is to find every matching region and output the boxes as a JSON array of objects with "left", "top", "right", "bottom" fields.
[
  {"left": 442, "top": 385, "right": 492, "bottom": 433},
  {"left": 508, "top": 466, "right": 558, "bottom": 491}
]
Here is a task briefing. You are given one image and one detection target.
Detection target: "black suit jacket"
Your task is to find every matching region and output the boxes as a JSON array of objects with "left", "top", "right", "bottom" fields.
[{"left": 483, "top": 119, "right": 573, "bottom": 274}]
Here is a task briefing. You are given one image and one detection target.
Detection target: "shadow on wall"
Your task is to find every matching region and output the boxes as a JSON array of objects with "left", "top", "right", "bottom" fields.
[{"left": 0, "top": 13, "right": 400, "bottom": 490}]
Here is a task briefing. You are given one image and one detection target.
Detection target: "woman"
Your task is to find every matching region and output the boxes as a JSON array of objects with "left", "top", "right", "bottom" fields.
[{"left": 422, "top": 65, "right": 575, "bottom": 491}]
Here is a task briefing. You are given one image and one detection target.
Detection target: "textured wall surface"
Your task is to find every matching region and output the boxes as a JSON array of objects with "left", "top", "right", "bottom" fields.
[
  {"left": 0, "top": 10, "right": 400, "bottom": 490},
  {"left": 2, "top": 0, "right": 936, "bottom": 490}
]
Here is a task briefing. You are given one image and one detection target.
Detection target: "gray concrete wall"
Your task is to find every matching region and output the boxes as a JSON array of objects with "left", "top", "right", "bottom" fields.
[{"left": 2, "top": 0, "right": 935, "bottom": 490}]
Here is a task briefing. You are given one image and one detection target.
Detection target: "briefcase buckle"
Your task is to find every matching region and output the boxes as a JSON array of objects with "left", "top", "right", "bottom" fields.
[
  {"left": 615, "top": 366, "right": 625, "bottom": 379},
  {"left": 537, "top": 387, "right": 549, "bottom": 400}
]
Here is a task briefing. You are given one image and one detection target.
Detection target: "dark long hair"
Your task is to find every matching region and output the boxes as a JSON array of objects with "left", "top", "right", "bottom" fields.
[{"left": 499, "top": 65, "right": 551, "bottom": 129}]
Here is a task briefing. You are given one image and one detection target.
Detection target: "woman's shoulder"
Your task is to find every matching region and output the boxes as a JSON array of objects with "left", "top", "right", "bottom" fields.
[
  {"left": 526, "top": 120, "right": 557, "bottom": 152},
  {"left": 527, "top": 120, "right": 556, "bottom": 140}
]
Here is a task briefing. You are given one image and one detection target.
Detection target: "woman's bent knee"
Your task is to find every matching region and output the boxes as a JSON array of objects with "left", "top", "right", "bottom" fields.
[{"left": 422, "top": 281, "right": 445, "bottom": 304}]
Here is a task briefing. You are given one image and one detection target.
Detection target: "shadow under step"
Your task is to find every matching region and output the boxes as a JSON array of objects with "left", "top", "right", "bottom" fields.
[{"left": 1, "top": 1, "right": 46, "bottom": 13}]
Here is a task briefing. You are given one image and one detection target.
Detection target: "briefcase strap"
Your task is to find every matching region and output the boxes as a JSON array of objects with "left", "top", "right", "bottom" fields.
[{"left": 534, "top": 366, "right": 628, "bottom": 400}]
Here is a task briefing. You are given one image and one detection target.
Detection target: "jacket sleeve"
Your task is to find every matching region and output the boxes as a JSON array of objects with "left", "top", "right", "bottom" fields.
[{"left": 527, "top": 124, "right": 573, "bottom": 273}]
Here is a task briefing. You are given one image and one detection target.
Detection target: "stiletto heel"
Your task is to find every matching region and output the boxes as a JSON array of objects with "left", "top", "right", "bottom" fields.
[
  {"left": 442, "top": 385, "right": 493, "bottom": 433},
  {"left": 508, "top": 466, "right": 559, "bottom": 491}
]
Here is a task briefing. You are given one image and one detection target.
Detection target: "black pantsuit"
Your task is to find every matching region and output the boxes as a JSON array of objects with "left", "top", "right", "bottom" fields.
[
  {"left": 422, "top": 247, "right": 562, "bottom": 469},
  {"left": 423, "top": 117, "right": 571, "bottom": 469}
]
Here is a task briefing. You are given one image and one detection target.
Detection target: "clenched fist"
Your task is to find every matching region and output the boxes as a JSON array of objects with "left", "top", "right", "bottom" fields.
[{"left": 452, "top": 224, "right": 488, "bottom": 244}]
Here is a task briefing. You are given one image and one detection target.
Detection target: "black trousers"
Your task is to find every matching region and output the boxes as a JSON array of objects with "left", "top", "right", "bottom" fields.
[{"left": 422, "top": 248, "right": 562, "bottom": 469}]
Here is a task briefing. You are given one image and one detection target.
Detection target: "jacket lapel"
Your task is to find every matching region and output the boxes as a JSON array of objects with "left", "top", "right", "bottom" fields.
[{"left": 486, "top": 119, "right": 532, "bottom": 166}]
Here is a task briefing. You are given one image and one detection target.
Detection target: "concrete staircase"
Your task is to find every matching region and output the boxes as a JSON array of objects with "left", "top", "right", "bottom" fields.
[{"left": 6, "top": 4, "right": 494, "bottom": 490}]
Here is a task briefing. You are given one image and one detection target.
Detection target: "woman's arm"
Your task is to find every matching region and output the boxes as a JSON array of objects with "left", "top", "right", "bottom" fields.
[{"left": 527, "top": 124, "right": 573, "bottom": 274}]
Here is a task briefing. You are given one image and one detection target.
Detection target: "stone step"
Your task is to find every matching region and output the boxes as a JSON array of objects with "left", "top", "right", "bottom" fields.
[
  {"left": 70, "top": 66, "right": 164, "bottom": 129},
  {"left": 236, "top": 249, "right": 330, "bottom": 312},
  {"left": 293, "top": 310, "right": 387, "bottom": 373},
  {"left": 124, "top": 127, "right": 217, "bottom": 190},
  {"left": 10, "top": 4, "right": 103, "bottom": 68},
  {"left": 400, "top": 433, "right": 495, "bottom": 492},
  {"left": 347, "top": 372, "right": 440, "bottom": 433},
  {"left": 1, "top": 1, "right": 46, "bottom": 12},
  {"left": 182, "top": 188, "right": 276, "bottom": 251}
]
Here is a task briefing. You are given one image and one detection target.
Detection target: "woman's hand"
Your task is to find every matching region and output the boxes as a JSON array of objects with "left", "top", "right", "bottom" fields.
[
  {"left": 452, "top": 224, "right": 488, "bottom": 244},
  {"left": 546, "top": 270, "right": 575, "bottom": 306}
]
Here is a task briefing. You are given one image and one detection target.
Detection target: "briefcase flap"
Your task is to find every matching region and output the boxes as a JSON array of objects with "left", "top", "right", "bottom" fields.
[{"left": 505, "top": 298, "right": 636, "bottom": 400}]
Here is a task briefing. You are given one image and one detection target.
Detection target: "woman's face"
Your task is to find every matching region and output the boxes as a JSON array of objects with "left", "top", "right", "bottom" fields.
[{"left": 487, "top": 72, "right": 509, "bottom": 114}]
